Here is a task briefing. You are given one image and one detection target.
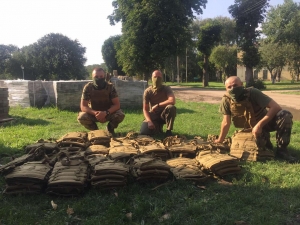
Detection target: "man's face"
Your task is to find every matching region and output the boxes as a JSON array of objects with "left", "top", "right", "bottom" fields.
[
  {"left": 225, "top": 78, "right": 243, "bottom": 91},
  {"left": 152, "top": 71, "right": 162, "bottom": 79},
  {"left": 92, "top": 70, "right": 105, "bottom": 79}
]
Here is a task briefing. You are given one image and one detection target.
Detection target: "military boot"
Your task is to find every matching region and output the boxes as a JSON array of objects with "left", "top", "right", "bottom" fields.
[
  {"left": 106, "top": 122, "right": 115, "bottom": 136},
  {"left": 276, "top": 148, "right": 297, "bottom": 163}
]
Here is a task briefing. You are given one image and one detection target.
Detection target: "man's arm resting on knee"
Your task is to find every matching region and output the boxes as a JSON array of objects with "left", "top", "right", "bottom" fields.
[
  {"left": 215, "top": 115, "right": 231, "bottom": 143},
  {"left": 80, "top": 99, "right": 98, "bottom": 115},
  {"left": 152, "top": 92, "right": 176, "bottom": 112},
  {"left": 252, "top": 99, "right": 282, "bottom": 138}
]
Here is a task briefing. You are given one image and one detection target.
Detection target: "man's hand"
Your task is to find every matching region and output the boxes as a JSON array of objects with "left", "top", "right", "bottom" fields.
[
  {"left": 252, "top": 124, "right": 262, "bottom": 138},
  {"left": 214, "top": 138, "right": 223, "bottom": 143},
  {"left": 95, "top": 111, "right": 107, "bottom": 123},
  {"left": 150, "top": 104, "right": 159, "bottom": 113},
  {"left": 147, "top": 121, "right": 155, "bottom": 130}
]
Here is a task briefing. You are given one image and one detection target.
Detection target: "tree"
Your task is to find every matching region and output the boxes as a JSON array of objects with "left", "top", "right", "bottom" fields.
[
  {"left": 259, "top": 41, "right": 287, "bottom": 83},
  {"left": 285, "top": 43, "right": 300, "bottom": 82},
  {"left": 209, "top": 45, "right": 238, "bottom": 82},
  {"left": 29, "top": 33, "right": 87, "bottom": 80},
  {"left": 101, "top": 35, "right": 125, "bottom": 75},
  {"left": 229, "top": 0, "right": 270, "bottom": 86},
  {"left": 0, "top": 44, "right": 18, "bottom": 78},
  {"left": 197, "top": 23, "right": 222, "bottom": 87},
  {"left": 108, "top": 0, "right": 207, "bottom": 80},
  {"left": 262, "top": 0, "right": 300, "bottom": 46}
]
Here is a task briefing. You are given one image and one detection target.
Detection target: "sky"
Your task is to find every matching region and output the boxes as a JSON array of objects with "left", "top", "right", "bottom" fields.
[{"left": 0, "top": 0, "right": 286, "bottom": 66}]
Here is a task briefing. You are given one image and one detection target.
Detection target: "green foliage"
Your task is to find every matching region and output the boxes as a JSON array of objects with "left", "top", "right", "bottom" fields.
[
  {"left": 101, "top": 35, "right": 125, "bottom": 75},
  {"left": 229, "top": 0, "right": 270, "bottom": 83},
  {"left": 246, "top": 78, "right": 266, "bottom": 90},
  {"left": 262, "top": 0, "right": 300, "bottom": 46},
  {"left": 0, "top": 44, "right": 18, "bottom": 75},
  {"left": 108, "top": 0, "right": 207, "bottom": 79},
  {"left": 209, "top": 45, "right": 237, "bottom": 78},
  {"left": 3, "top": 33, "right": 88, "bottom": 81}
]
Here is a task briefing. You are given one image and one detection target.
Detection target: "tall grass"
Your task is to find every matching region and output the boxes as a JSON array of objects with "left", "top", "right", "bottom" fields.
[{"left": 0, "top": 101, "right": 300, "bottom": 225}]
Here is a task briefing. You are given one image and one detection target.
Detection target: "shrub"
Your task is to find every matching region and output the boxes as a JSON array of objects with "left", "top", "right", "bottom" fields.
[{"left": 246, "top": 79, "right": 266, "bottom": 90}]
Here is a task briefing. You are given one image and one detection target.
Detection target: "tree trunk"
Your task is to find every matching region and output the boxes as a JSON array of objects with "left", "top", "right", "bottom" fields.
[
  {"left": 245, "top": 66, "right": 254, "bottom": 87},
  {"left": 277, "top": 71, "right": 281, "bottom": 82},
  {"left": 270, "top": 70, "right": 276, "bottom": 84},
  {"left": 202, "top": 55, "right": 209, "bottom": 87}
]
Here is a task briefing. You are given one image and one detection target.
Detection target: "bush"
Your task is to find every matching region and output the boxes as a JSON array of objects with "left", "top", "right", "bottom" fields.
[{"left": 246, "top": 79, "right": 266, "bottom": 90}]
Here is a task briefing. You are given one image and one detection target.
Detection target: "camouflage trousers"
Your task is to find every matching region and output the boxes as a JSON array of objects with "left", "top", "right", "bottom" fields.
[
  {"left": 263, "top": 109, "right": 293, "bottom": 149},
  {"left": 77, "top": 109, "right": 125, "bottom": 131},
  {"left": 139, "top": 105, "right": 176, "bottom": 135}
]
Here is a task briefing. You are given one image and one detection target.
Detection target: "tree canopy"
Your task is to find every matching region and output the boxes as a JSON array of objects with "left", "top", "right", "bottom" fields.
[
  {"left": 229, "top": 0, "right": 270, "bottom": 86},
  {"left": 108, "top": 0, "right": 207, "bottom": 79},
  {"left": 101, "top": 35, "right": 125, "bottom": 75}
]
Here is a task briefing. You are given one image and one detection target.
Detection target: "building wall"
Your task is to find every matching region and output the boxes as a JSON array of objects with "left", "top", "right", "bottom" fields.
[
  {"left": 0, "top": 79, "right": 147, "bottom": 111},
  {"left": 237, "top": 65, "right": 292, "bottom": 82}
]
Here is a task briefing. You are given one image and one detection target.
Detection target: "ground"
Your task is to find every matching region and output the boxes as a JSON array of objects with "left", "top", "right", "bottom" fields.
[{"left": 171, "top": 86, "right": 300, "bottom": 121}]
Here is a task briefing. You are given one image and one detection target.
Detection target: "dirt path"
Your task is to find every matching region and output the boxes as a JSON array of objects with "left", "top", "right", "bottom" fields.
[{"left": 171, "top": 86, "right": 300, "bottom": 121}]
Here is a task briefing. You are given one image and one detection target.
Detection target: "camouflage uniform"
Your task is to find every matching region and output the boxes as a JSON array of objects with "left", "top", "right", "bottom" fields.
[
  {"left": 77, "top": 82, "right": 125, "bottom": 131},
  {"left": 220, "top": 88, "right": 293, "bottom": 152}
]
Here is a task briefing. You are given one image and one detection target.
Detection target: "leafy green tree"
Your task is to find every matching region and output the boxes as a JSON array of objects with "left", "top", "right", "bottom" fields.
[
  {"left": 285, "top": 43, "right": 300, "bottom": 82},
  {"left": 229, "top": 0, "right": 270, "bottom": 86},
  {"left": 197, "top": 23, "right": 222, "bottom": 87},
  {"left": 28, "top": 33, "right": 87, "bottom": 80},
  {"left": 0, "top": 44, "right": 18, "bottom": 78},
  {"left": 108, "top": 0, "right": 207, "bottom": 80},
  {"left": 262, "top": 0, "right": 300, "bottom": 46},
  {"left": 101, "top": 35, "right": 125, "bottom": 75},
  {"left": 192, "top": 17, "right": 236, "bottom": 46},
  {"left": 209, "top": 45, "right": 238, "bottom": 82},
  {"left": 259, "top": 41, "right": 287, "bottom": 83}
]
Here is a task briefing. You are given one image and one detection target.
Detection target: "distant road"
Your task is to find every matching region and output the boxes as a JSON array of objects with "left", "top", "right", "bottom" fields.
[{"left": 171, "top": 87, "right": 300, "bottom": 120}]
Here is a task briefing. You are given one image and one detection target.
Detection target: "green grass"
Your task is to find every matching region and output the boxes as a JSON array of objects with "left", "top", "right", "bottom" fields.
[{"left": 1, "top": 101, "right": 300, "bottom": 225}]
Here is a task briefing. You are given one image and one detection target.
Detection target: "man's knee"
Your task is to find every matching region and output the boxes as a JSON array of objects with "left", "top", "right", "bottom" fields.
[
  {"left": 165, "top": 104, "right": 176, "bottom": 112},
  {"left": 110, "top": 110, "right": 125, "bottom": 124},
  {"left": 139, "top": 121, "right": 163, "bottom": 135}
]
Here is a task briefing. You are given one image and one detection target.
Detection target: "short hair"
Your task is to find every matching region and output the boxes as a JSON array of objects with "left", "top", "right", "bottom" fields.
[{"left": 93, "top": 67, "right": 105, "bottom": 73}]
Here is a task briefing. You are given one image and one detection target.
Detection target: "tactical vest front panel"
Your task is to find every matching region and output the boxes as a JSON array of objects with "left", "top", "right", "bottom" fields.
[
  {"left": 90, "top": 84, "right": 113, "bottom": 111},
  {"left": 225, "top": 88, "right": 267, "bottom": 128}
]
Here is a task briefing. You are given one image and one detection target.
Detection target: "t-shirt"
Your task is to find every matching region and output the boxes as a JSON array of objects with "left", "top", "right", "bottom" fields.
[
  {"left": 219, "top": 88, "right": 272, "bottom": 115},
  {"left": 143, "top": 85, "right": 174, "bottom": 111},
  {"left": 81, "top": 82, "right": 118, "bottom": 101}
]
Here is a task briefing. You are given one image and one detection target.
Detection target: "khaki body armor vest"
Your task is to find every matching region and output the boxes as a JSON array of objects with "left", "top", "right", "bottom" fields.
[
  {"left": 224, "top": 88, "right": 267, "bottom": 128},
  {"left": 90, "top": 83, "right": 113, "bottom": 111}
]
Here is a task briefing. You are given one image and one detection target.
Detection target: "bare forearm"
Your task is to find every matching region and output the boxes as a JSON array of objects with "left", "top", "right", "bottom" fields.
[
  {"left": 143, "top": 109, "right": 152, "bottom": 122},
  {"left": 107, "top": 104, "right": 120, "bottom": 114},
  {"left": 217, "top": 118, "right": 231, "bottom": 142},
  {"left": 81, "top": 105, "right": 97, "bottom": 116}
]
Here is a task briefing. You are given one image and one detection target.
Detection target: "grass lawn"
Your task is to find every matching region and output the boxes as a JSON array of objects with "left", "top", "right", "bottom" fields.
[{"left": 1, "top": 100, "right": 300, "bottom": 225}]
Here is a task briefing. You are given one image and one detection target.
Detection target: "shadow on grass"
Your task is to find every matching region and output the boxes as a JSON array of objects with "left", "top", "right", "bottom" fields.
[
  {"left": 0, "top": 115, "right": 50, "bottom": 127},
  {"left": 0, "top": 143, "right": 22, "bottom": 163},
  {"left": 2, "top": 170, "right": 300, "bottom": 225}
]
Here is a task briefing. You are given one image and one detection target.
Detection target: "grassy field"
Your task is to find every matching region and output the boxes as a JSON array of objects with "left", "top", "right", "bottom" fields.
[{"left": 1, "top": 99, "right": 300, "bottom": 225}]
